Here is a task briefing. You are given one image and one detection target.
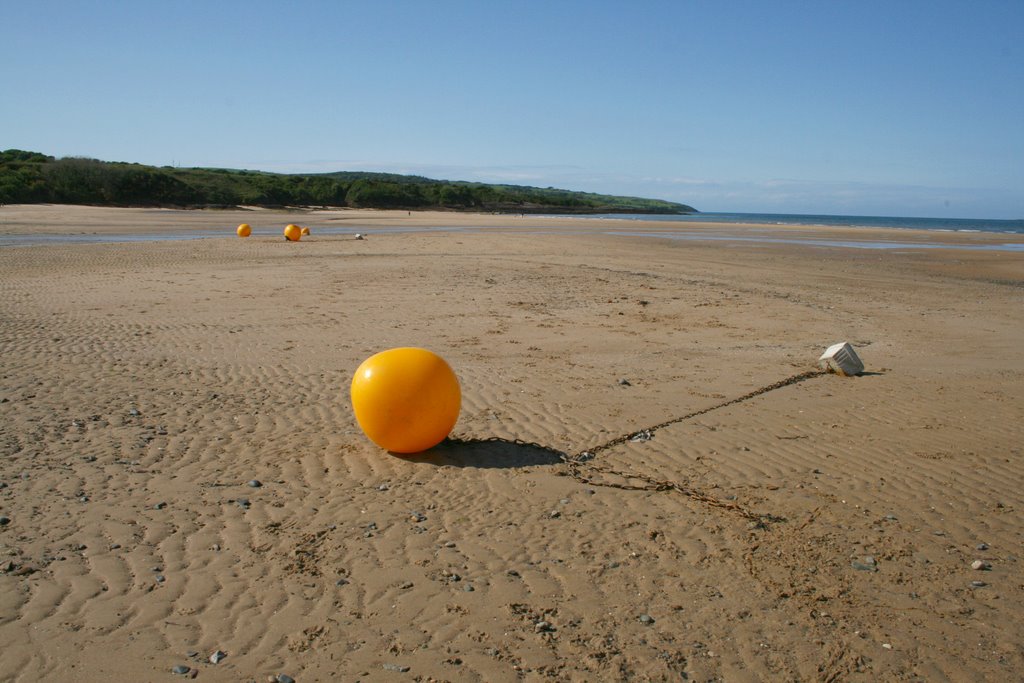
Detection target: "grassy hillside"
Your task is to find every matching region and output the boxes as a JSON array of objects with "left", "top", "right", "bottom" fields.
[{"left": 0, "top": 150, "right": 696, "bottom": 214}]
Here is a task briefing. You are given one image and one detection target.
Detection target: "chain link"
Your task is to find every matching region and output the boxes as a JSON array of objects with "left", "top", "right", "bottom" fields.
[{"left": 450, "top": 369, "right": 828, "bottom": 523}]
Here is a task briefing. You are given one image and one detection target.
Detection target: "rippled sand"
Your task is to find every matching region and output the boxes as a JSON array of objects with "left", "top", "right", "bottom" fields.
[{"left": 1, "top": 205, "right": 1022, "bottom": 681}]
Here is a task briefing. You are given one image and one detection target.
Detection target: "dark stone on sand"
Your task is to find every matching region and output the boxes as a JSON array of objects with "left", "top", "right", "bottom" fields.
[
  {"left": 154, "top": 502, "right": 167, "bottom": 510},
  {"left": 0, "top": 516, "right": 10, "bottom": 526},
  {"left": 248, "top": 480, "right": 262, "bottom": 488},
  {"left": 276, "top": 675, "right": 296, "bottom": 683},
  {"left": 172, "top": 664, "right": 191, "bottom": 675},
  {"left": 639, "top": 614, "right": 655, "bottom": 624}
]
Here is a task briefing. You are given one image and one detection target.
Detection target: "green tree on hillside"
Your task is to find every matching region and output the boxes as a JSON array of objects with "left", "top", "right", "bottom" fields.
[{"left": 0, "top": 149, "right": 697, "bottom": 213}]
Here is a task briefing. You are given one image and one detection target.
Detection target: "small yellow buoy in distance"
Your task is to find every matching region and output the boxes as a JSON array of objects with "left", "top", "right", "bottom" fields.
[
  {"left": 236, "top": 223, "right": 251, "bottom": 237},
  {"left": 350, "top": 347, "right": 461, "bottom": 454},
  {"left": 284, "top": 224, "right": 302, "bottom": 241},
  {"left": 300, "top": 226, "right": 310, "bottom": 236}
]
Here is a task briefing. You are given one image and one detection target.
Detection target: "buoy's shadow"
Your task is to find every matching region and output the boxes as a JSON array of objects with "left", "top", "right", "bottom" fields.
[{"left": 394, "top": 438, "right": 566, "bottom": 469}]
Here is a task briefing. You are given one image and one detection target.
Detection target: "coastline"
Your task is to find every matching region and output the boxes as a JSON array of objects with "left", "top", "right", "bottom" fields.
[
  {"left": 1, "top": 205, "right": 1023, "bottom": 251},
  {"left": 0, "top": 204, "right": 1022, "bottom": 681}
]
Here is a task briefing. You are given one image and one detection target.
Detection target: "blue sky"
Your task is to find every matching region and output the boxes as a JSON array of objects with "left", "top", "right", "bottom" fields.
[{"left": 3, "top": 1, "right": 1022, "bottom": 218}]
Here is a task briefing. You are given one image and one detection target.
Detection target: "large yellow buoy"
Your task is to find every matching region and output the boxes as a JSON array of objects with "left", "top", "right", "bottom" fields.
[
  {"left": 300, "top": 226, "right": 310, "bottom": 236},
  {"left": 284, "top": 224, "right": 302, "bottom": 241},
  {"left": 350, "top": 347, "right": 461, "bottom": 453},
  {"left": 237, "top": 223, "right": 251, "bottom": 237}
]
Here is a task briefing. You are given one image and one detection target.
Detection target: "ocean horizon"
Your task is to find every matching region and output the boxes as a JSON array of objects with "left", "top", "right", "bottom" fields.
[{"left": 580, "top": 211, "right": 1024, "bottom": 235}]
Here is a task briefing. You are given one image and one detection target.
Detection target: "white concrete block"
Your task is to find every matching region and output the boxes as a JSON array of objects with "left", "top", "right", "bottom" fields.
[{"left": 818, "top": 342, "right": 864, "bottom": 376}]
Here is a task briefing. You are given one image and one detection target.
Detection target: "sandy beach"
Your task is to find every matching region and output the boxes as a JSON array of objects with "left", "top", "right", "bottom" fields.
[{"left": 1, "top": 205, "right": 1022, "bottom": 681}]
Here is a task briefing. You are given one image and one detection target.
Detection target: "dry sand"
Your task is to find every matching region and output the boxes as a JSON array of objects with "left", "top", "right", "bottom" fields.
[{"left": 0, "top": 205, "right": 1022, "bottom": 681}]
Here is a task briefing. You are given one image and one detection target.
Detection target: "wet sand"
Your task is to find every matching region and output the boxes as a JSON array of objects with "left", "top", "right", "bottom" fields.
[{"left": 1, "top": 205, "right": 1022, "bottom": 681}]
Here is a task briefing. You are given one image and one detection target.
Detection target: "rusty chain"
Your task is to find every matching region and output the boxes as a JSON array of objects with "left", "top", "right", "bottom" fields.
[{"left": 450, "top": 369, "right": 828, "bottom": 522}]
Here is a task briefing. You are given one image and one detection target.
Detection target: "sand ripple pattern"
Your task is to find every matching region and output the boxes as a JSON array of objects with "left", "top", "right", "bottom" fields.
[{"left": 1, "top": 228, "right": 1022, "bottom": 681}]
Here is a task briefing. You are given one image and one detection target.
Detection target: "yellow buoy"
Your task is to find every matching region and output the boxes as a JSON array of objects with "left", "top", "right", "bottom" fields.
[
  {"left": 300, "top": 226, "right": 310, "bottom": 236},
  {"left": 350, "top": 347, "right": 461, "bottom": 453},
  {"left": 236, "top": 223, "right": 251, "bottom": 237},
  {"left": 284, "top": 224, "right": 302, "bottom": 241}
]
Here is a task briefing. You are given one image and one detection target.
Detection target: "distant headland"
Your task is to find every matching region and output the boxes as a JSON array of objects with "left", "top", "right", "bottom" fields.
[{"left": 0, "top": 150, "right": 696, "bottom": 215}]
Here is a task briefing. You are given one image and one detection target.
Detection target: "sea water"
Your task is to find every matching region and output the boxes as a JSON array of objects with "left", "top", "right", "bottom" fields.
[
  {"left": 581, "top": 212, "right": 1024, "bottom": 235},
  {"left": 2, "top": 212, "right": 1023, "bottom": 250}
]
